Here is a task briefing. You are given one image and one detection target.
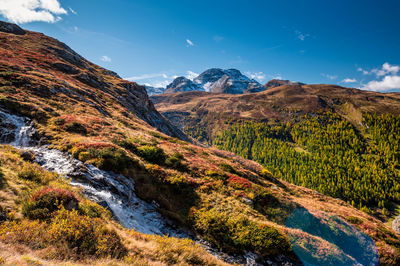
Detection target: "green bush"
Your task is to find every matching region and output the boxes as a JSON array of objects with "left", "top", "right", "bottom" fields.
[
  {"left": 17, "top": 163, "right": 56, "bottom": 184},
  {"left": 137, "top": 145, "right": 166, "bottom": 164},
  {"left": 112, "top": 139, "right": 138, "bottom": 154},
  {"left": 219, "top": 163, "right": 237, "bottom": 174},
  {"left": 205, "top": 170, "right": 227, "bottom": 181},
  {"left": 78, "top": 201, "right": 108, "bottom": 218},
  {"left": 96, "top": 147, "right": 136, "bottom": 171},
  {"left": 346, "top": 216, "right": 363, "bottom": 225},
  {"left": 72, "top": 145, "right": 138, "bottom": 173},
  {"left": 165, "top": 153, "right": 187, "bottom": 172}
]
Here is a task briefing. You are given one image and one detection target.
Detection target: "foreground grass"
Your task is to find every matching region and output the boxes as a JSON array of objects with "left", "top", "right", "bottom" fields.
[{"left": 0, "top": 145, "right": 227, "bottom": 266}]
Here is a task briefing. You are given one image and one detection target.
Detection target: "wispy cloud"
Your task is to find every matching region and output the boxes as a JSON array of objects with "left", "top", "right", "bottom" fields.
[
  {"left": 69, "top": 7, "right": 77, "bottom": 15},
  {"left": 322, "top": 73, "right": 338, "bottom": 80},
  {"left": 295, "top": 30, "right": 310, "bottom": 41},
  {"left": 357, "top": 67, "right": 369, "bottom": 75},
  {"left": 149, "top": 80, "right": 171, "bottom": 88},
  {"left": 0, "top": 0, "right": 68, "bottom": 24},
  {"left": 101, "top": 55, "right": 111, "bottom": 62},
  {"left": 186, "top": 71, "right": 198, "bottom": 80},
  {"left": 342, "top": 78, "right": 357, "bottom": 83},
  {"left": 245, "top": 71, "right": 266, "bottom": 82},
  {"left": 186, "top": 39, "right": 194, "bottom": 47},
  {"left": 125, "top": 73, "right": 168, "bottom": 81}
]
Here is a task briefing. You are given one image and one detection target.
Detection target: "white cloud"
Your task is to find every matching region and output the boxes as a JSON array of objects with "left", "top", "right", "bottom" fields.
[
  {"left": 372, "top": 62, "right": 399, "bottom": 76},
  {"left": 357, "top": 67, "right": 369, "bottom": 75},
  {"left": 186, "top": 39, "right": 194, "bottom": 47},
  {"left": 357, "top": 63, "right": 400, "bottom": 91},
  {"left": 101, "top": 55, "right": 111, "bottom": 62},
  {"left": 295, "top": 30, "right": 309, "bottom": 41},
  {"left": 342, "top": 78, "right": 357, "bottom": 83},
  {"left": 68, "top": 7, "right": 77, "bottom": 15},
  {"left": 358, "top": 63, "right": 399, "bottom": 77},
  {"left": 0, "top": 0, "right": 68, "bottom": 24},
  {"left": 245, "top": 71, "right": 266, "bottom": 82},
  {"left": 362, "top": 75, "right": 400, "bottom": 91},
  {"left": 186, "top": 71, "right": 198, "bottom": 80},
  {"left": 125, "top": 73, "right": 168, "bottom": 81},
  {"left": 152, "top": 80, "right": 171, "bottom": 88},
  {"left": 322, "top": 73, "right": 338, "bottom": 80}
]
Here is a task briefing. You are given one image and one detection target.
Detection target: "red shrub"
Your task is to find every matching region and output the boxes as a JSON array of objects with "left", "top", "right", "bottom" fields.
[
  {"left": 227, "top": 174, "right": 251, "bottom": 189},
  {"left": 32, "top": 187, "right": 78, "bottom": 203}
]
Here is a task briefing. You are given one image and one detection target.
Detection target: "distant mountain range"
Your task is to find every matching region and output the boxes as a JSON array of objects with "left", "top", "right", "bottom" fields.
[{"left": 145, "top": 68, "right": 302, "bottom": 95}]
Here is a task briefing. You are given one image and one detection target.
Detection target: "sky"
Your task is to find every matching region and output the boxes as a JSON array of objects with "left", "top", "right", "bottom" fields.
[{"left": 0, "top": 0, "right": 400, "bottom": 91}]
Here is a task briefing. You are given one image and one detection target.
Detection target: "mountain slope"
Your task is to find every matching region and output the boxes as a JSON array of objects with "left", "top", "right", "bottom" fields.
[
  {"left": 152, "top": 84, "right": 400, "bottom": 216},
  {"left": 264, "top": 79, "right": 305, "bottom": 89},
  {"left": 1, "top": 21, "right": 400, "bottom": 265},
  {"left": 152, "top": 84, "right": 400, "bottom": 139},
  {"left": 0, "top": 21, "right": 187, "bottom": 142},
  {"left": 165, "top": 76, "right": 203, "bottom": 93}
]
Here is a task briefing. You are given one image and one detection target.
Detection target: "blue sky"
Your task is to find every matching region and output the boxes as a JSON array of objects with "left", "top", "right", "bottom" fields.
[{"left": 1, "top": 0, "right": 400, "bottom": 91}]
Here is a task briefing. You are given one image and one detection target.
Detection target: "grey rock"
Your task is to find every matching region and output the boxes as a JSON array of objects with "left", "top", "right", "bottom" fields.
[
  {"left": 0, "top": 21, "right": 26, "bottom": 35},
  {"left": 52, "top": 62, "right": 79, "bottom": 74}
]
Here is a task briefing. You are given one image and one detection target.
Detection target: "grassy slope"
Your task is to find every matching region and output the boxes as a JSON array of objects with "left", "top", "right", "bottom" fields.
[
  {"left": 0, "top": 145, "right": 226, "bottom": 266},
  {"left": 0, "top": 25, "right": 400, "bottom": 265}
]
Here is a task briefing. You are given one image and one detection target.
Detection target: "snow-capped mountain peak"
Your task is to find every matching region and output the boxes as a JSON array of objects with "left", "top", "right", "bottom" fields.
[{"left": 165, "top": 68, "right": 264, "bottom": 94}]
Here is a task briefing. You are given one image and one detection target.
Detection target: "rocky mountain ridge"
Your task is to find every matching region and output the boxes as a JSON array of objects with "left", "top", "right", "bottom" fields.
[
  {"left": 145, "top": 68, "right": 303, "bottom": 95},
  {"left": 0, "top": 20, "right": 187, "bottom": 141}
]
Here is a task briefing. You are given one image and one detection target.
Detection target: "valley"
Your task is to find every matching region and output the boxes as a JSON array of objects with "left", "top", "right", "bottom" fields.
[{"left": 0, "top": 20, "right": 399, "bottom": 266}]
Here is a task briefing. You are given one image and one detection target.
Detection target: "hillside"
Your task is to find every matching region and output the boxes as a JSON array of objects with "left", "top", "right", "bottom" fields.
[
  {"left": 152, "top": 84, "right": 400, "bottom": 215},
  {"left": 1, "top": 21, "right": 400, "bottom": 265},
  {"left": 152, "top": 84, "right": 400, "bottom": 141}
]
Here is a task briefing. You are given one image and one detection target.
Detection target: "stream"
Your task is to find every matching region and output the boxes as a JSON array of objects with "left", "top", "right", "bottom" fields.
[{"left": 0, "top": 109, "right": 260, "bottom": 265}]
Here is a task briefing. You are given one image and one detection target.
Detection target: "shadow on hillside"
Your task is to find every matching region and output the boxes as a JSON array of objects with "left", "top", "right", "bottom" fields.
[
  {"left": 133, "top": 168, "right": 200, "bottom": 226},
  {"left": 0, "top": 169, "right": 4, "bottom": 189},
  {"left": 285, "top": 208, "right": 378, "bottom": 266}
]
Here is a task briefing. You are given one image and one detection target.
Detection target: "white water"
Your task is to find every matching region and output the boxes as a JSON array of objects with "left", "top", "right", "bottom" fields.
[
  {"left": 0, "top": 109, "right": 185, "bottom": 237},
  {"left": 0, "top": 109, "right": 259, "bottom": 265}
]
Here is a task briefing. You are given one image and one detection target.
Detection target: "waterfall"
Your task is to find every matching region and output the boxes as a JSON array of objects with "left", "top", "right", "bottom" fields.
[{"left": 0, "top": 109, "right": 186, "bottom": 237}]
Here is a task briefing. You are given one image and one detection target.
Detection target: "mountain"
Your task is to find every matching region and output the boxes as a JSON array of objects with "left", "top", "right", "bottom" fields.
[
  {"left": 152, "top": 68, "right": 265, "bottom": 95},
  {"left": 1, "top": 21, "right": 400, "bottom": 266},
  {"left": 264, "top": 79, "right": 305, "bottom": 89},
  {"left": 193, "top": 68, "right": 265, "bottom": 94},
  {"left": 165, "top": 76, "right": 203, "bottom": 93}
]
